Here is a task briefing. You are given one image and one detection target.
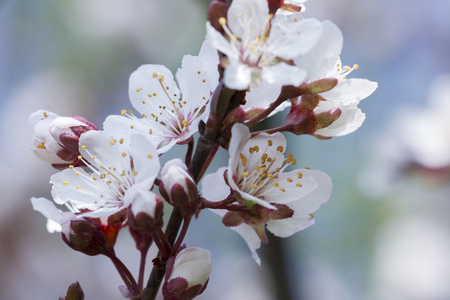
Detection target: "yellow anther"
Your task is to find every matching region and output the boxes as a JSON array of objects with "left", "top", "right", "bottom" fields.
[
  {"left": 197, "top": 71, "right": 201, "bottom": 74},
  {"left": 268, "top": 140, "right": 273, "bottom": 146},
  {"left": 152, "top": 72, "right": 158, "bottom": 78},
  {"left": 76, "top": 172, "right": 80, "bottom": 176},
  {"left": 296, "top": 183, "right": 303, "bottom": 187},
  {"left": 240, "top": 153, "right": 247, "bottom": 166},
  {"left": 69, "top": 165, "right": 74, "bottom": 169},
  {"left": 122, "top": 152, "right": 127, "bottom": 157},
  {"left": 251, "top": 184, "right": 258, "bottom": 189},
  {"left": 149, "top": 129, "right": 153, "bottom": 134},
  {"left": 43, "top": 111, "right": 48, "bottom": 118},
  {"left": 290, "top": 159, "right": 297, "bottom": 165},
  {"left": 63, "top": 181, "right": 69, "bottom": 185},
  {"left": 81, "top": 145, "right": 86, "bottom": 149},
  {"left": 272, "top": 182, "right": 279, "bottom": 187},
  {"left": 153, "top": 93, "right": 157, "bottom": 97},
  {"left": 343, "top": 66, "right": 351, "bottom": 71},
  {"left": 93, "top": 177, "right": 97, "bottom": 180},
  {"left": 78, "top": 155, "right": 82, "bottom": 160},
  {"left": 121, "top": 109, "right": 127, "bottom": 116},
  {"left": 242, "top": 171, "right": 249, "bottom": 177},
  {"left": 305, "top": 167, "right": 310, "bottom": 170},
  {"left": 279, "top": 187, "right": 286, "bottom": 192},
  {"left": 109, "top": 139, "right": 117, "bottom": 146},
  {"left": 202, "top": 79, "right": 206, "bottom": 83},
  {"left": 297, "top": 172, "right": 303, "bottom": 179},
  {"left": 136, "top": 87, "right": 142, "bottom": 92},
  {"left": 277, "top": 146, "right": 284, "bottom": 152},
  {"left": 267, "top": 174, "right": 273, "bottom": 178},
  {"left": 76, "top": 185, "right": 82, "bottom": 189},
  {"left": 287, "top": 178, "right": 293, "bottom": 182},
  {"left": 309, "top": 213, "right": 314, "bottom": 218},
  {"left": 286, "top": 153, "right": 293, "bottom": 160},
  {"left": 254, "top": 146, "right": 259, "bottom": 152},
  {"left": 142, "top": 100, "right": 146, "bottom": 104},
  {"left": 133, "top": 171, "right": 137, "bottom": 176},
  {"left": 219, "top": 17, "right": 227, "bottom": 25},
  {"left": 182, "top": 120, "right": 188, "bottom": 128},
  {"left": 119, "top": 138, "right": 124, "bottom": 144},
  {"left": 92, "top": 155, "right": 96, "bottom": 159},
  {"left": 36, "top": 143, "right": 46, "bottom": 149},
  {"left": 158, "top": 75, "right": 164, "bottom": 81},
  {"left": 353, "top": 64, "right": 359, "bottom": 70},
  {"left": 147, "top": 154, "right": 153, "bottom": 159},
  {"left": 130, "top": 125, "right": 135, "bottom": 129}
]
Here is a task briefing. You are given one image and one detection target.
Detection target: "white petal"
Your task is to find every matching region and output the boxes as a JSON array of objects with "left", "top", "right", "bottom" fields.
[
  {"left": 223, "top": 62, "right": 252, "bottom": 90},
  {"left": 31, "top": 197, "right": 63, "bottom": 233},
  {"left": 198, "top": 39, "right": 220, "bottom": 85},
  {"left": 29, "top": 110, "right": 58, "bottom": 125},
  {"left": 267, "top": 169, "right": 331, "bottom": 237},
  {"left": 320, "top": 78, "right": 378, "bottom": 104},
  {"left": 315, "top": 103, "right": 366, "bottom": 137},
  {"left": 129, "top": 133, "right": 160, "bottom": 187},
  {"left": 243, "top": 82, "right": 282, "bottom": 111},
  {"left": 206, "top": 22, "right": 237, "bottom": 60},
  {"left": 201, "top": 167, "right": 231, "bottom": 202},
  {"left": 227, "top": 0, "right": 268, "bottom": 39},
  {"left": 269, "top": 18, "right": 323, "bottom": 59},
  {"left": 169, "top": 247, "right": 212, "bottom": 287},
  {"left": 263, "top": 170, "right": 317, "bottom": 205},
  {"left": 175, "top": 54, "right": 213, "bottom": 119},
  {"left": 261, "top": 62, "right": 306, "bottom": 87},
  {"left": 294, "top": 20, "right": 343, "bottom": 81}
]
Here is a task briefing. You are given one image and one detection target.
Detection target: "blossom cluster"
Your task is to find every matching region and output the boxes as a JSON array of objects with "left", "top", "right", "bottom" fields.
[{"left": 30, "top": 0, "right": 376, "bottom": 299}]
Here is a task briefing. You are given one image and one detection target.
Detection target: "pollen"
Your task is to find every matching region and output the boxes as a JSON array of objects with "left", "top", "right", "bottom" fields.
[
  {"left": 130, "top": 125, "right": 135, "bottom": 129},
  {"left": 69, "top": 165, "right": 74, "bottom": 169},
  {"left": 297, "top": 172, "right": 303, "bottom": 179},
  {"left": 142, "top": 100, "right": 146, "bottom": 104},
  {"left": 219, "top": 17, "right": 227, "bottom": 25},
  {"left": 122, "top": 152, "right": 127, "bottom": 157},
  {"left": 296, "top": 183, "right": 302, "bottom": 187},
  {"left": 152, "top": 72, "right": 158, "bottom": 78},
  {"left": 43, "top": 111, "right": 48, "bottom": 118},
  {"left": 277, "top": 146, "right": 284, "bottom": 152},
  {"left": 197, "top": 71, "right": 201, "bottom": 74},
  {"left": 81, "top": 145, "right": 86, "bottom": 150},
  {"left": 147, "top": 154, "right": 153, "bottom": 159},
  {"left": 268, "top": 140, "right": 273, "bottom": 146},
  {"left": 279, "top": 187, "right": 286, "bottom": 192},
  {"left": 287, "top": 178, "right": 293, "bottom": 182},
  {"left": 149, "top": 129, "right": 153, "bottom": 134},
  {"left": 63, "top": 181, "right": 69, "bottom": 185},
  {"left": 78, "top": 155, "right": 82, "bottom": 160},
  {"left": 202, "top": 79, "right": 206, "bottom": 83},
  {"left": 119, "top": 138, "right": 124, "bottom": 144},
  {"left": 309, "top": 213, "right": 314, "bottom": 218},
  {"left": 136, "top": 87, "right": 142, "bottom": 92},
  {"left": 121, "top": 110, "right": 127, "bottom": 116},
  {"left": 109, "top": 139, "right": 117, "bottom": 146},
  {"left": 353, "top": 64, "right": 359, "bottom": 69}
]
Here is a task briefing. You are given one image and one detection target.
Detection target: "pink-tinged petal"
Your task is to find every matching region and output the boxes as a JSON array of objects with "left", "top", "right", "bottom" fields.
[
  {"left": 223, "top": 63, "right": 252, "bottom": 90},
  {"left": 261, "top": 62, "right": 306, "bottom": 87},
  {"left": 201, "top": 167, "right": 230, "bottom": 202},
  {"left": 320, "top": 78, "right": 378, "bottom": 104},
  {"left": 269, "top": 18, "right": 323, "bottom": 59},
  {"left": 227, "top": 0, "right": 268, "bottom": 39},
  {"left": 31, "top": 197, "right": 63, "bottom": 233},
  {"left": 267, "top": 169, "right": 331, "bottom": 237},
  {"left": 315, "top": 103, "right": 365, "bottom": 137},
  {"left": 295, "top": 20, "right": 343, "bottom": 81}
]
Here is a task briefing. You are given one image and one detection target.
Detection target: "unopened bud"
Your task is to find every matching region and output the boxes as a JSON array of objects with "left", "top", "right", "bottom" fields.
[
  {"left": 127, "top": 190, "right": 164, "bottom": 234},
  {"left": 163, "top": 247, "right": 212, "bottom": 300},
  {"left": 61, "top": 214, "right": 109, "bottom": 256},
  {"left": 29, "top": 110, "right": 98, "bottom": 170},
  {"left": 60, "top": 281, "right": 84, "bottom": 300},
  {"left": 160, "top": 159, "right": 199, "bottom": 218}
]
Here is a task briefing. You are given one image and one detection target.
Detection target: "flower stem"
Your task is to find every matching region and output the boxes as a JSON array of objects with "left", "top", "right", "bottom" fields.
[
  {"left": 171, "top": 217, "right": 191, "bottom": 255},
  {"left": 107, "top": 252, "right": 139, "bottom": 296},
  {"left": 245, "top": 96, "right": 286, "bottom": 127}
]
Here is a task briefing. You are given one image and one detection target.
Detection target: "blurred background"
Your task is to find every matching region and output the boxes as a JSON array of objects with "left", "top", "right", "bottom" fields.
[{"left": 1, "top": 0, "right": 450, "bottom": 299}]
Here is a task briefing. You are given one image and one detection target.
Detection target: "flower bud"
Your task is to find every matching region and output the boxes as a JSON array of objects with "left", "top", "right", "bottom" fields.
[
  {"left": 127, "top": 189, "right": 164, "bottom": 235},
  {"left": 29, "top": 110, "right": 98, "bottom": 170},
  {"left": 163, "top": 247, "right": 212, "bottom": 300},
  {"left": 59, "top": 281, "right": 84, "bottom": 300},
  {"left": 61, "top": 214, "right": 109, "bottom": 256},
  {"left": 159, "top": 159, "right": 199, "bottom": 219}
]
